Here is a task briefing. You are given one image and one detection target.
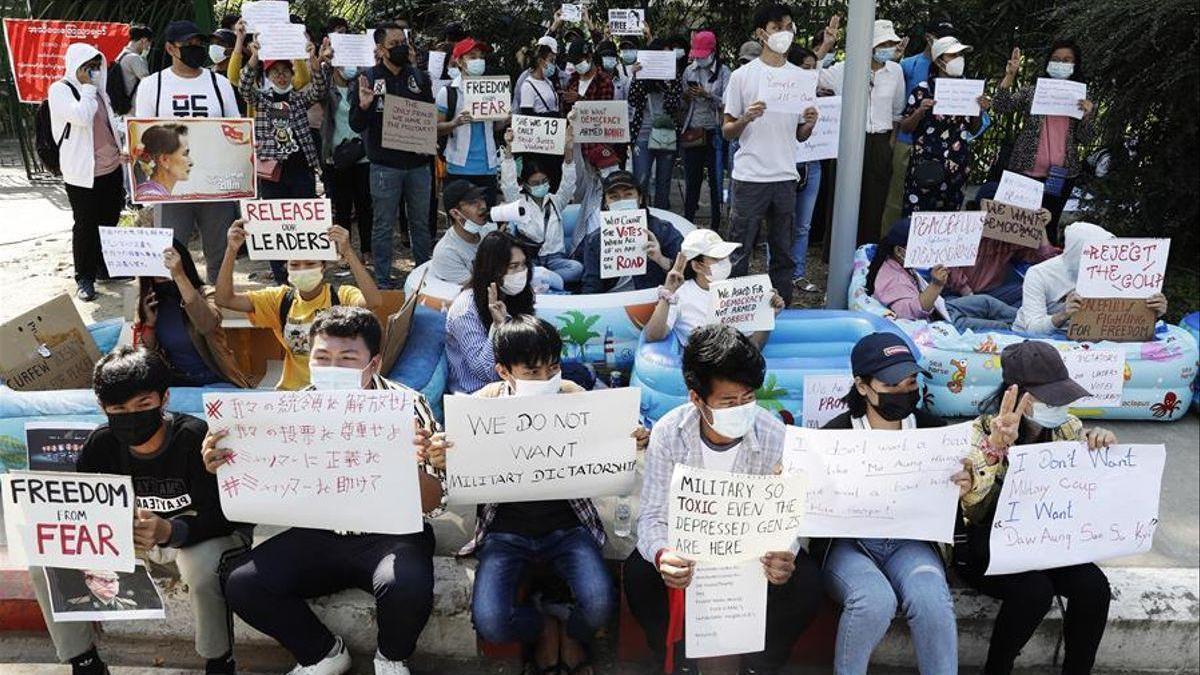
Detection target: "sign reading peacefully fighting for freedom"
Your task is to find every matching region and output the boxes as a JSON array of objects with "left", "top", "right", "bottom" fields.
[
  {"left": 599, "top": 210, "right": 648, "bottom": 279},
  {"left": 709, "top": 274, "right": 775, "bottom": 332},
  {"left": 795, "top": 95, "right": 841, "bottom": 162},
  {"left": 980, "top": 199, "right": 1049, "bottom": 248},
  {"left": 757, "top": 67, "right": 818, "bottom": 116},
  {"left": 903, "top": 211, "right": 987, "bottom": 269},
  {"left": 573, "top": 100, "right": 630, "bottom": 143},
  {"left": 1059, "top": 349, "right": 1125, "bottom": 407},
  {"left": 686, "top": 561, "right": 768, "bottom": 658},
  {"left": 932, "top": 78, "right": 985, "bottom": 117},
  {"left": 442, "top": 388, "right": 640, "bottom": 505},
  {"left": 510, "top": 114, "right": 567, "bottom": 154},
  {"left": 986, "top": 442, "right": 1165, "bottom": 575},
  {"left": 461, "top": 76, "right": 512, "bottom": 120},
  {"left": 381, "top": 95, "right": 437, "bottom": 155},
  {"left": 1030, "top": 77, "right": 1088, "bottom": 120},
  {"left": 781, "top": 423, "right": 973, "bottom": 543},
  {"left": 995, "top": 170, "right": 1044, "bottom": 211},
  {"left": 1068, "top": 298, "right": 1157, "bottom": 343},
  {"left": 202, "top": 390, "right": 423, "bottom": 535},
  {"left": 241, "top": 198, "right": 336, "bottom": 261},
  {"left": 2, "top": 471, "right": 135, "bottom": 572},
  {"left": 1075, "top": 238, "right": 1170, "bottom": 299},
  {"left": 328, "top": 33, "right": 376, "bottom": 68},
  {"left": 801, "top": 374, "right": 855, "bottom": 429},
  {"left": 97, "top": 227, "right": 173, "bottom": 277},
  {"left": 668, "top": 464, "right": 807, "bottom": 563}
]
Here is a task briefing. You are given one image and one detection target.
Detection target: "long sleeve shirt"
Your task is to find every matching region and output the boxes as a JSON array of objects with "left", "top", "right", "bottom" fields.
[
  {"left": 579, "top": 213, "right": 683, "bottom": 294},
  {"left": 444, "top": 290, "right": 501, "bottom": 394},
  {"left": 500, "top": 156, "right": 576, "bottom": 256},
  {"left": 872, "top": 258, "right": 959, "bottom": 321},
  {"left": 992, "top": 85, "right": 1096, "bottom": 179},
  {"left": 349, "top": 63, "right": 434, "bottom": 169},
  {"left": 819, "top": 60, "right": 905, "bottom": 134},
  {"left": 240, "top": 60, "right": 328, "bottom": 171}
]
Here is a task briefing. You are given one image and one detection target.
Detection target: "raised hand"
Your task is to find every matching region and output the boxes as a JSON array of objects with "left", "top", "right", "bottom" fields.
[
  {"left": 327, "top": 225, "right": 350, "bottom": 258},
  {"left": 770, "top": 290, "right": 786, "bottom": 314},
  {"left": 663, "top": 252, "right": 687, "bottom": 293},
  {"left": 415, "top": 428, "right": 452, "bottom": 470},
  {"left": 822, "top": 15, "right": 840, "bottom": 48},
  {"left": 141, "top": 287, "right": 159, "bottom": 325},
  {"left": 987, "top": 384, "right": 1033, "bottom": 459},
  {"left": 802, "top": 106, "right": 819, "bottom": 126},
  {"left": 227, "top": 219, "right": 247, "bottom": 247},
  {"left": 357, "top": 74, "right": 376, "bottom": 110},
  {"left": 1005, "top": 47, "right": 1022, "bottom": 77},
  {"left": 930, "top": 264, "right": 949, "bottom": 285},
  {"left": 487, "top": 282, "right": 508, "bottom": 325},
  {"left": 318, "top": 36, "right": 333, "bottom": 63},
  {"left": 163, "top": 247, "right": 183, "bottom": 278}
]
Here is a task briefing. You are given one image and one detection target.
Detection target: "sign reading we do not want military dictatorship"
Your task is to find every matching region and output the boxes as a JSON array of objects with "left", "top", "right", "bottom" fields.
[{"left": 242, "top": 198, "right": 337, "bottom": 261}]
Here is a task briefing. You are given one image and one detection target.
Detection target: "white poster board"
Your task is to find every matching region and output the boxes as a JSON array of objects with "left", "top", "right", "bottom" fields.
[
  {"left": 241, "top": 198, "right": 337, "bottom": 261},
  {"left": 802, "top": 374, "right": 854, "bottom": 429},
  {"left": 257, "top": 23, "right": 308, "bottom": 61},
  {"left": 328, "top": 33, "right": 376, "bottom": 68},
  {"left": 1075, "top": 238, "right": 1170, "bottom": 299},
  {"left": 608, "top": 9, "right": 645, "bottom": 36},
  {"left": 781, "top": 423, "right": 973, "bottom": 543},
  {"left": 511, "top": 114, "right": 567, "bottom": 154},
  {"left": 202, "top": 390, "right": 423, "bottom": 534},
  {"left": 709, "top": 274, "right": 775, "bottom": 332},
  {"left": 240, "top": 1, "right": 290, "bottom": 33},
  {"left": 995, "top": 170, "right": 1045, "bottom": 211},
  {"left": 1059, "top": 349, "right": 1125, "bottom": 407},
  {"left": 573, "top": 100, "right": 630, "bottom": 143},
  {"left": 98, "top": 227, "right": 173, "bottom": 277},
  {"left": 795, "top": 95, "right": 841, "bottom": 162},
  {"left": 903, "top": 211, "right": 986, "bottom": 268},
  {"left": 461, "top": 76, "right": 512, "bottom": 121},
  {"left": 685, "top": 560, "right": 767, "bottom": 658},
  {"left": 634, "top": 51, "right": 676, "bottom": 80},
  {"left": 599, "top": 210, "right": 648, "bottom": 279},
  {"left": 1030, "top": 78, "right": 1088, "bottom": 120},
  {"left": 426, "top": 50, "right": 446, "bottom": 79},
  {"left": 933, "top": 78, "right": 985, "bottom": 117},
  {"left": 757, "top": 67, "right": 817, "bottom": 116},
  {"left": 443, "top": 388, "right": 640, "bottom": 504},
  {"left": 560, "top": 3, "right": 582, "bottom": 22},
  {"left": 987, "top": 442, "right": 1164, "bottom": 575}
]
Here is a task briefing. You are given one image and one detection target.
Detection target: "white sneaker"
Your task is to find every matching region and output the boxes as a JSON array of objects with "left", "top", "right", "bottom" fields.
[
  {"left": 287, "top": 636, "right": 352, "bottom": 675},
  {"left": 373, "top": 651, "right": 412, "bottom": 675}
]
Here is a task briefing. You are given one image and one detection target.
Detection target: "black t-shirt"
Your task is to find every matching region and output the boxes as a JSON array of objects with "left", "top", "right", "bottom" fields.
[{"left": 490, "top": 500, "right": 581, "bottom": 539}]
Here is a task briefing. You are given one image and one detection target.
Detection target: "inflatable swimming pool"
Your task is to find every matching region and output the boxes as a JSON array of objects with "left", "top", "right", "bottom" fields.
[
  {"left": 631, "top": 310, "right": 913, "bottom": 426},
  {"left": 847, "top": 244, "right": 1197, "bottom": 421},
  {"left": 1184, "top": 312, "right": 1200, "bottom": 412}
]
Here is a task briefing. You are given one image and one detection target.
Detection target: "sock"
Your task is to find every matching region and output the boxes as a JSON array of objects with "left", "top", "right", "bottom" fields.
[
  {"left": 70, "top": 647, "right": 107, "bottom": 675},
  {"left": 205, "top": 651, "right": 236, "bottom": 674}
]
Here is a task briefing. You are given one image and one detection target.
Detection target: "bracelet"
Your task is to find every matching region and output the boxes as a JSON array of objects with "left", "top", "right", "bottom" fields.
[{"left": 657, "top": 286, "right": 677, "bottom": 304}]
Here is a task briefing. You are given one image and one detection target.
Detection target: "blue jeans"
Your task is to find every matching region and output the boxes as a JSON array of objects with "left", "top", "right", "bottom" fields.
[
  {"left": 824, "top": 538, "right": 957, "bottom": 675},
  {"left": 791, "top": 160, "right": 822, "bottom": 279},
  {"left": 945, "top": 294, "right": 1017, "bottom": 332},
  {"left": 537, "top": 252, "right": 583, "bottom": 289},
  {"left": 632, "top": 140, "right": 675, "bottom": 210},
  {"left": 472, "top": 526, "right": 615, "bottom": 645},
  {"left": 370, "top": 163, "right": 432, "bottom": 283},
  {"left": 259, "top": 160, "right": 318, "bottom": 284}
]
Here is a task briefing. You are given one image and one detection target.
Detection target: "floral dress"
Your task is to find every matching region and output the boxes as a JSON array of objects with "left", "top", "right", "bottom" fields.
[{"left": 902, "top": 78, "right": 976, "bottom": 214}]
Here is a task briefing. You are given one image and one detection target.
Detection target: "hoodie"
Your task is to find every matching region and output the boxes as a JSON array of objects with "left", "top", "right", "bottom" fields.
[
  {"left": 49, "top": 43, "right": 122, "bottom": 188},
  {"left": 1014, "top": 222, "right": 1115, "bottom": 335}
]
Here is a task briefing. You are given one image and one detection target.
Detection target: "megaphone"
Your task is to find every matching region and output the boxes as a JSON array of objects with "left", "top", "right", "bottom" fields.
[{"left": 490, "top": 201, "right": 528, "bottom": 223}]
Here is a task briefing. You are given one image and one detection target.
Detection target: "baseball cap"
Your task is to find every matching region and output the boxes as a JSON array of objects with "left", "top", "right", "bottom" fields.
[
  {"left": 925, "top": 19, "right": 956, "bottom": 39},
  {"left": 738, "top": 40, "right": 762, "bottom": 62},
  {"left": 883, "top": 217, "right": 911, "bottom": 246},
  {"left": 1000, "top": 342, "right": 1091, "bottom": 407},
  {"left": 681, "top": 229, "right": 740, "bottom": 261},
  {"left": 872, "top": 19, "right": 901, "bottom": 47},
  {"left": 262, "top": 60, "right": 294, "bottom": 74},
  {"left": 443, "top": 179, "right": 486, "bottom": 213},
  {"left": 164, "top": 20, "right": 210, "bottom": 44},
  {"left": 931, "top": 36, "right": 971, "bottom": 61},
  {"left": 537, "top": 35, "right": 559, "bottom": 54},
  {"left": 452, "top": 37, "right": 491, "bottom": 61},
  {"left": 851, "top": 333, "right": 930, "bottom": 385},
  {"left": 601, "top": 170, "right": 638, "bottom": 194},
  {"left": 689, "top": 31, "right": 717, "bottom": 59},
  {"left": 212, "top": 29, "right": 237, "bottom": 48}
]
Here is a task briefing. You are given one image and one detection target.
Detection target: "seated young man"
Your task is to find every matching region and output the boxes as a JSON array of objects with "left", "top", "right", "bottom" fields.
[
  {"left": 29, "top": 347, "right": 249, "bottom": 675},
  {"left": 578, "top": 170, "right": 684, "bottom": 294},
  {"left": 623, "top": 324, "right": 823, "bottom": 674},
  {"left": 430, "top": 179, "right": 496, "bottom": 286},
  {"left": 216, "top": 220, "right": 380, "bottom": 390},
  {"left": 202, "top": 306, "right": 445, "bottom": 675}
]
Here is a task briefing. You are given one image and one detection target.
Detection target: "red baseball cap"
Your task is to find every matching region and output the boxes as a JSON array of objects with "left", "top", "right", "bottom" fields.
[
  {"left": 452, "top": 37, "right": 491, "bottom": 61},
  {"left": 689, "top": 31, "right": 717, "bottom": 59},
  {"left": 263, "top": 60, "right": 293, "bottom": 74}
]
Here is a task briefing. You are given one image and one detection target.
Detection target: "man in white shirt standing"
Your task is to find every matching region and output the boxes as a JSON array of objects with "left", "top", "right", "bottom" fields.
[
  {"left": 818, "top": 19, "right": 907, "bottom": 245},
  {"left": 722, "top": 3, "right": 819, "bottom": 306},
  {"left": 134, "top": 20, "right": 239, "bottom": 286}
]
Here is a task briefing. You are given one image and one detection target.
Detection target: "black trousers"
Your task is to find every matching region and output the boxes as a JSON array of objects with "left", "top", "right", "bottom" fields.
[
  {"left": 683, "top": 131, "right": 722, "bottom": 230},
  {"left": 622, "top": 548, "right": 823, "bottom": 670},
  {"left": 64, "top": 168, "right": 124, "bottom": 282},
  {"left": 328, "top": 161, "right": 373, "bottom": 254}
]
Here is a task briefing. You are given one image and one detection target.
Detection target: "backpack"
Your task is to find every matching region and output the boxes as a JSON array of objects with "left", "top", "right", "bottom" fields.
[
  {"left": 106, "top": 53, "right": 135, "bottom": 116},
  {"left": 437, "top": 85, "right": 458, "bottom": 155},
  {"left": 278, "top": 284, "right": 341, "bottom": 328},
  {"left": 35, "top": 80, "right": 79, "bottom": 176}
]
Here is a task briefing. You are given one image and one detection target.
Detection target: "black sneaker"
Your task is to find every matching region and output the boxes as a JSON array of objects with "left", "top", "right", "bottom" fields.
[
  {"left": 205, "top": 654, "right": 237, "bottom": 674},
  {"left": 76, "top": 280, "right": 97, "bottom": 302},
  {"left": 70, "top": 647, "right": 109, "bottom": 675}
]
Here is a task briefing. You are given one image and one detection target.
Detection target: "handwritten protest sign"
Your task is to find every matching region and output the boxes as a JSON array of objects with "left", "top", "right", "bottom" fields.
[
  {"left": 635, "top": 51, "right": 676, "bottom": 80},
  {"left": 240, "top": 1, "right": 290, "bottom": 32},
  {"left": 782, "top": 423, "right": 973, "bottom": 542},
  {"left": 511, "top": 114, "right": 567, "bottom": 155},
  {"left": 257, "top": 23, "right": 308, "bottom": 61},
  {"left": 426, "top": 50, "right": 446, "bottom": 79},
  {"left": 3, "top": 19, "right": 128, "bottom": 103},
  {"left": 1068, "top": 298, "right": 1157, "bottom": 343},
  {"left": 202, "top": 390, "right": 423, "bottom": 534},
  {"left": 2, "top": 471, "right": 135, "bottom": 572},
  {"left": 903, "top": 211, "right": 986, "bottom": 268},
  {"left": 758, "top": 67, "right": 817, "bottom": 116},
  {"left": 98, "top": 227, "right": 173, "bottom": 277},
  {"left": 980, "top": 199, "right": 1049, "bottom": 248},
  {"left": 668, "top": 465, "right": 807, "bottom": 563},
  {"left": 45, "top": 564, "right": 165, "bottom": 622},
  {"left": 802, "top": 374, "right": 854, "bottom": 429},
  {"left": 381, "top": 95, "right": 437, "bottom": 155},
  {"left": 462, "top": 76, "right": 512, "bottom": 121},
  {"left": 242, "top": 198, "right": 336, "bottom": 261},
  {"left": 995, "top": 170, "right": 1044, "bottom": 211},
  {"left": 443, "top": 388, "right": 640, "bottom": 504},
  {"left": 1059, "top": 349, "right": 1124, "bottom": 407},
  {"left": 0, "top": 294, "right": 101, "bottom": 392},
  {"left": 933, "top": 78, "right": 985, "bottom": 117},
  {"left": 686, "top": 561, "right": 767, "bottom": 658},
  {"left": 573, "top": 100, "right": 630, "bottom": 143},
  {"left": 329, "top": 33, "right": 376, "bottom": 68},
  {"left": 1031, "top": 77, "right": 1088, "bottom": 120},
  {"left": 795, "top": 95, "right": 841, "bottom": 162},
  {"left": 608, "top": 9, "right": 645, "bottom": 36},
  {"left": 710, "top": 274, "right": 775, "bottom": 332},
  {"left": 1076, "top": 238, "right": 1170, "bottom": 299},
  {"left": 987, "top": 442, "right": 1164, "bottom": 575},
  {"left": 560, "top": 3, "right": 582, "bottom": 22},
  {"left": 599, "top": 210, "right": 648, "bottom": 279},
  {"left": 127, "top": 118, "right": 256, "bottom": 204}
]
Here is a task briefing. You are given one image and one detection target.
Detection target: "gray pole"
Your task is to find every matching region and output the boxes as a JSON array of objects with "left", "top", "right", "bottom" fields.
[{"left": 825, "top": 0, "right": 876, "bottom": 309}]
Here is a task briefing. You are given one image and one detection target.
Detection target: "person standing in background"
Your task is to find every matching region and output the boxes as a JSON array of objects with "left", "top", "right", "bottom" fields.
[
  {"left": 436, "top": 37, "right": 502, "bottom": 206},
  {"left": 681, "top": 30, "right": 730, "bottom": 232},
  {"left": 115, "top": 25, "right": 152, "bottom": 103}
]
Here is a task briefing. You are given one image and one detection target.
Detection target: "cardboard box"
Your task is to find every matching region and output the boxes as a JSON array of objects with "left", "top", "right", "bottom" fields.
[
  {"left": 0, "top": 295, "right": 101, "bottom": 391},
  {"left": 1068, "top": 297, "right": 1156, "bottom": 343}
]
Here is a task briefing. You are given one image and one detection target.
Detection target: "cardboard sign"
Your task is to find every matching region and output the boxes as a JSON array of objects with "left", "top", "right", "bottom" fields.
[
  {"left": 782, "top": 423, "right": 973, "bottom": 543},
  {"left": 3, "top": 19, "right": 128, "bottom": 103},
  {"left": 2, "top": 472, "right": 135, "bottom": 572},
  {"left": 1076, "top": 238, "right": 1170, "bottom": 299},
  {"left": 932, "top": 78, "right": 985, "bottom": 117},
  {"left": 240, "top": 1, "right": 291, "bottom": 33},
  {"left": 379, "top": 94, "right": 437, "bottom": 155},
  {"left": 710, "top": 274, "right": 775, "bottom": 332},
  {"left": 329, "top": 33, "right": 376, "bottom": 68},
  {"left": 242, "top": 198, "right": 337, "bottom": 261},
  {"left": 980, "top": 199, "right": 1049, "bottom": 248},
  {"left": 903, "top": 211, "right": 986, "bottom": 268},
  {"left": 127, "top": 118, "right": 255, "bottom": 204},
  {"left": 97, "top": 227, "right": 173, "bottom": 277},
  {"left": 461, "top": 76, "right": 512, "bottom": 121},
  {"left": 45, "top": 564, "right": 165, "bottom": 622},
  {"left": 511, "top": 114, "right": 567, "bottom": 155},
  {"left": 668, "top": 464, "right": 807, "bottom": 563},
  {"left": 1059, "top": 349, "right": 1125, "bottom": 407},
  {"left": 1068, "top": 297, "right": 1156, "bottom": 343},
  {"left": 426, "top": 50, "right": 447, "bottom": 79},
  {"left": 634, "top": 51, "right": 676, "bottom": 80},
  {"left": 599, "top": 210, "right": 648, "bottom": 279},
  {"left": 686, "top": 561, "right": 767, "bottom": 658},
  {"left": 202, "top": 390, "right": 423, "bottom": 534},
  {"left": 987, "top": 442, "right": 1164, "bottom": 575},
  {"left": 802, "top": 374, "right": 854, "bottom": 429},
  {"left": 560, "top": 3, "right": 582, "bottom": 22},
  {"left": 573, "top": 100, "right": 630, "bottom": 143},
  {"left": 257, "top": 23, "right": 308, "bottom": 61},
  {"left": 0, "top": 294, "right": 101, "bottom": 392},
  {"left": 443, "top": 388, "right": 640, "bottom": 505},
  {"left": 608, "top": 9, "right": 645, "bottom": 36},
  {"left": 995, "top": 170, "right": 1044, "bottom": 211},
  {"left": 758, "top": 67, "right": 818, "bottom": 116},
  {"left": 1031, "top": 77, "right": 1088, "bottom": 120},
  {"left": 26, "top": 422, "right": 97, "bottom": 473},
  {"left": 795, "top": 95, "right": 841, "bottom": 162}
]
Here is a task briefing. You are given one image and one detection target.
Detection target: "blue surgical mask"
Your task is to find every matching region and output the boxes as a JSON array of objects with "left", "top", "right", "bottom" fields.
[
  {"left": 574, "top": 60, "right": 592, "bottom": 75},
  {"left": 466, "top": 58, "right": 486, "bottom": 77},
  {"left": 873, "top": 47, "right": 895, "bottom": 63},
  {"left": 695, "top": 56, "right": 713, "bottom": 68},
  {"left": 1046, "top": 61, "right": 1074, "bottom": 80},
  {"left": 620, "top": 50, "right": 637, "bottom": 65},
  {"left": 528, "top": 183, "right": 551, "bottom": 199},
  {"left": 609, "top": 198, "right": 638, "bottom": 211},
  {"left": 340, "top": 66, "right": 357, "bottom": 80},
  {"left": 1028, "top": 401, "right": 1072, "bottom": 429},
  {"left": 543, "top": 62, "right": 557, "bottom": 78},
  {"left": 602, "top": 56, "right": 617, "bottom": 70}
]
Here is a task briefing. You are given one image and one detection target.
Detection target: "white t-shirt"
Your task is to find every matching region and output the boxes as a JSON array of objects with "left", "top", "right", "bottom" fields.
[
  {"left": 724, "top": 58, "right": 803, "bottom": 183},
  {"left": 520, "top": 77, "right": 559, "bottom": 115},
  {"left": 702, "top": 439, "right": 740, "bottom": 472},
  {"left": 134, "top": 68, "right": 237, "bottom": 118},
  {"left": 666, "top": 279, "right": 712, "bottom": 345}
]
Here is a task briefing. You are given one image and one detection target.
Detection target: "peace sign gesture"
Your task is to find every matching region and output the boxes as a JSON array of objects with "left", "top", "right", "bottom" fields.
[
  {"left": 663, "top": 252, "right": 687, "bottom": 293},
  {"left": 987, "top": 384, "right": 1033, "bottom": 460},
  {"left": 487, "top": 282, "right": 508, "bottom": 326},
  {"left": 1005, "top": 47, "right": 1022, "bottom": 77}
]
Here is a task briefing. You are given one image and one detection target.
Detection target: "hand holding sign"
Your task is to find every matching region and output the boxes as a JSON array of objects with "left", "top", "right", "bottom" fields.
[
  {"left": 659, "top": 549, "right": 695, "bottom": 588},
  {"left": 132, "top": 508, "right": 170, "bottom": 551}
]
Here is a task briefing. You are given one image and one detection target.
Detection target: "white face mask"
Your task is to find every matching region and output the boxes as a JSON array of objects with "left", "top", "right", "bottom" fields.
[
  {"left": 511, "top": 371, "right": 562, "bottom": 397},
  {"left": 1046, "top": 61, "right": 1074, "bottom": 79},
  {"left": 766, "top": 30, "right": 795, "bottom": 55},
  {"left": 289, "top": 267, "right": 324, "bottom": 293},
  {"left": 501, "top": 269, "right": 528, "bottom": 295},
  {"left": 706, "top": 258, "right": 732, "bottom": 282},
  {"left": 465, "top": 58, "right": 486, "bottom": 77},
  {"left": 1028, "top": 401, "right": 1071, "bottom": 429},
  {"left": 944, "top": 56, "right": 965, "bottom": 77},
  {"left": 309, "top": 365, "right": 365, "bottom": 390},
  {"left": 269, "top": 81, "right": 294, "bottom": 95},
  {"left": 704, "top": 400, "right": 759, "bottom": 439},
  {"left": 208, "top": 45, "right": 227, "bottom": 64},
  {"left": 609, "top": 198, "right": 639, "bottom": 211}
]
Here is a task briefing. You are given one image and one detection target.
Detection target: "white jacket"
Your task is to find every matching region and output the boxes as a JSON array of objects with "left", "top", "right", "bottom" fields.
[
  {"left": 440, "top": 77, "right": 499, "bottom": 170},
  {"left": 1014, "top": 222, "right": 1114, "bottom": 335},
  {"left": 500, "top": 155, "right": 576, "bottom": 257},
  {"left": 48, "top": 43, "right": 122, "bottom": 188}
]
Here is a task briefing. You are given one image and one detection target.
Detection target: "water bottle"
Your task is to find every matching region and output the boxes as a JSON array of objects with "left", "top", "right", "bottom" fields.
[
  {"left": 613, "top": 496, "right": 632, "bottom": 538},
  {"left": 609, "top": 370, "right": 624, "bottom": 389}
]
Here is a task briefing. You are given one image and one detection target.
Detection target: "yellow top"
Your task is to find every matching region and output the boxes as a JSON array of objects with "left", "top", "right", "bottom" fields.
[{"left": 246, "top": 283, "right": 365, "bottom": 390}]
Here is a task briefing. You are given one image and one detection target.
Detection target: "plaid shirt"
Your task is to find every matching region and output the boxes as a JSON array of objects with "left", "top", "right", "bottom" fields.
[
  {"left": 635, "top": 402, "right": 786, "bottom": 563},
  {"left": 240, "top": 60, "right": 328, "bottom": 171}
]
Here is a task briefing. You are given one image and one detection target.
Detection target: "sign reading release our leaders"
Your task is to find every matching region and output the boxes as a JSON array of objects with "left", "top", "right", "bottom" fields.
[
  {"left": 443, "top": 388, "right": 640, "bottom": 505},
  {"left": 241, "top": 198, "right": 337, "bottom": 261}
]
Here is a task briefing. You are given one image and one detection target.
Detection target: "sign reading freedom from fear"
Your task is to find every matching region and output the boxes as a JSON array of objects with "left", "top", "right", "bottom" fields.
[{"left": 241, "top": 198, "right": 337, "bottom": 261}]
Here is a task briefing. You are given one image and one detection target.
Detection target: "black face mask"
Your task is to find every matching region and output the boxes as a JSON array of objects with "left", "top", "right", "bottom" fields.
[
  {"left": 107, "top": 407, "right": 164, "bottom": 447},
  {"left": 178, "top": 44, "right": 208, "bottom": 69},
  {"left": 871, "top": 389, "right": 920, "bottom": 422},
  {"left": 387, "top": 45, "right": 409, "bottom": 68}
]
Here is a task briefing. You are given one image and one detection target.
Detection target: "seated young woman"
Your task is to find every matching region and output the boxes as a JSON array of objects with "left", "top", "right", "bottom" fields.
[{"left": 955, "top": 182, "right": 1061, "bottom": 307}]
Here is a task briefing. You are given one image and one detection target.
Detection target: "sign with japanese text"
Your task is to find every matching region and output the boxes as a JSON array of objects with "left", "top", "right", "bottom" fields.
[{"left": 98, "top": 227, "right": 173, "bottom": 277}]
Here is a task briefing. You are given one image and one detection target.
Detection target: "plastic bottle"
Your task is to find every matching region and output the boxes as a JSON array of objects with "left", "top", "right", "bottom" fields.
[{"left": 614, "top": 495, "right": 632, "bottom": 538}]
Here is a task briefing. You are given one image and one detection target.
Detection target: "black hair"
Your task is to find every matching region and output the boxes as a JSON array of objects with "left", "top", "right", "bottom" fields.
[
  {"left": 534, "top": 44, "right": 555, "bottom": 65},
  {"left": 374, "top": 22, "right": 405, "bottom": 45},
  {"left": 326, "top": 16, "right": 349, "bottom": 33},
  {"left": 787, "top": 44, "right": 816, "bottom": 67},
  {"left": 470, "top": 231, "right": 535, "bottom": 331},
  {"left": 308, "top": 305, "right": 383, "bottom": 357},
  {"left": 682, "top": 324, "right": 766, "bottom": 399},
  {"left": 841, "top": 376, "right": 872, "bottom": 417},
  {"left": 596, "top": 41, "right": 617, "bottom": 57},
  {"left": 1043, "top": 38, "right": 1086, "bottom": 83},
  {"left": 129, "top": 25, "right": 153, "bottom": 42},
  {"left": 220, "top": 14, "right": 240, "bottom": 30},
  {"left": 93, "top": 346, "right": 171, "bottom": 407},
  {"left": 864, "top": 238, "right": 900, "bottom": 297},
  {"left": 684, "top": 256, "right": 700, "bottom": 281},
  {"left": 519, "top": 158, "right": 550, "bottom": 185},
  {"left": 492, "top": 315, "right": 563, "bottom": 369},
  {"left": 753, "top": 3, "right": 794, "bottom": 31},
  {"left": 137, "top": 239, "right": 204, "bottom": 325}
]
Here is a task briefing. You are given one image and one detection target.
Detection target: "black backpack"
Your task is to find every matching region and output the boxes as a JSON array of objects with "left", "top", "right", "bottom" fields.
[
  {"left": 35, "top": 80, "right": 79, "bottom": 176},
  {"left": 278, "top": 284, "right": 341, "bottom": 328},
  {"left": 106, "top": 53, "right": 136, "bottom": 116}
]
